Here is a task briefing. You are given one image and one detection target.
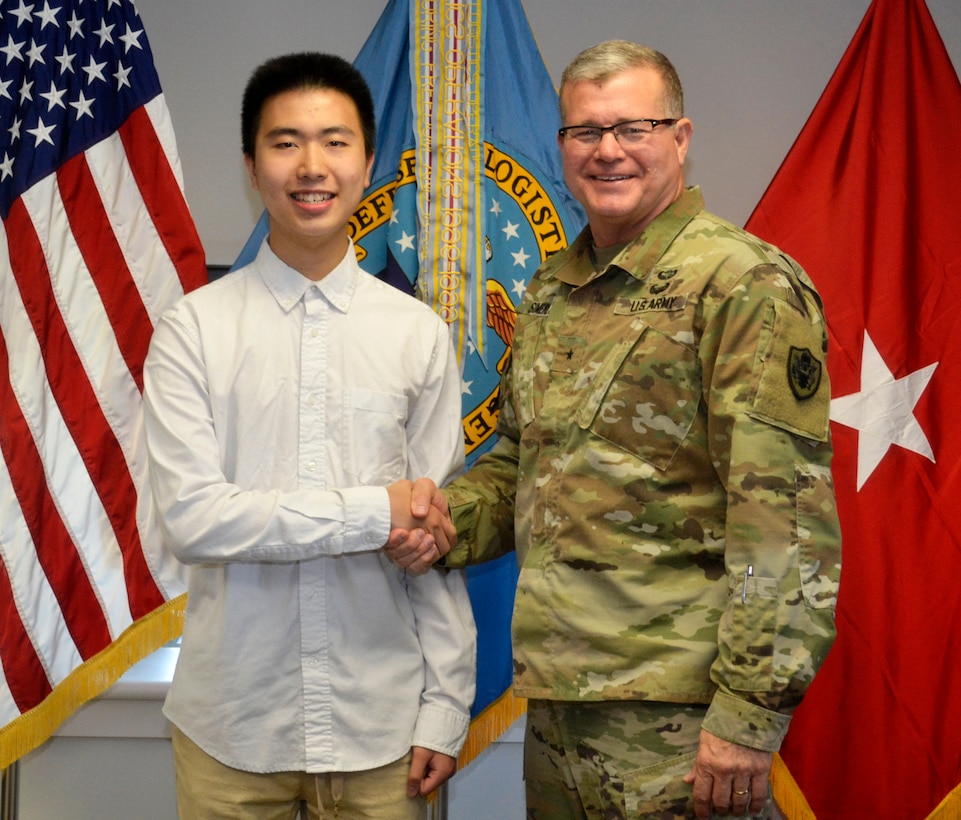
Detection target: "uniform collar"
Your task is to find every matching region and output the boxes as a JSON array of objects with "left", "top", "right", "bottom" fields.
[{"left": 545, "top": 186, "right": 706, "bottom": 287}]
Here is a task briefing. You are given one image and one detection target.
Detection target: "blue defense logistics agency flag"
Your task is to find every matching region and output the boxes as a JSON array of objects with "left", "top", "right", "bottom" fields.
[
  {"left": 353, "top": 0, "right": 585, "bottom": 762},
  {"left": 234, "top": 0, "right": 584, "bottom": 763}
]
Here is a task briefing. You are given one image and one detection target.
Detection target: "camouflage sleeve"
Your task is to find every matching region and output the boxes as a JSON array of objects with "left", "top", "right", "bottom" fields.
[
  {"left": 700, "top": 263, "right": 842, "bottom": 752},
  {"left": 442, "top": 361, "right": 520, "bottom": 568}
]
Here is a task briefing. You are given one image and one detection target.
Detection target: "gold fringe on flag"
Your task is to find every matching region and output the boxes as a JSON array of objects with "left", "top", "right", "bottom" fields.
[
  {"left": 770, "top": 753, "right": 817, "bottom": 819},
  {"left": 0, "top": 593, "right": 186, "bottom": 771},
  {"left": 927, "top": 781, "right": 961, "bottom": 820},
  {"left": 458, "top": 686, "right": 527, "bottom": 770},
  {"left": 772, "top": 753, "right": 961, "bottom": 820}
]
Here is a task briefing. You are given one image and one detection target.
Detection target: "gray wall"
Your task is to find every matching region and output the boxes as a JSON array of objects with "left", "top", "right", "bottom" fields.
[{"left": 137, "top": 1, "right": 961, "bottom": 266}]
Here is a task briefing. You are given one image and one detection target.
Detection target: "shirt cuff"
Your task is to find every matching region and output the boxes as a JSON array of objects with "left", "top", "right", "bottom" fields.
[
  {"left": 438, "top": 491, "right": 477, "bottom": 568},
  {"left": 701, "top": 690, "right": 792, "bottom": 752},
  {"left": 410, "top": 703, "right": 471, "bottom": 759},
  {"left": 341, "top": 485, "right": 391, "bottom": 553}
]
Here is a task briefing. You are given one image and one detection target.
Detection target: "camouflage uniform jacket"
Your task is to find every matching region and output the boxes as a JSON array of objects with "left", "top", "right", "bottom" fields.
[{"left": 444, "top": 186, "right": 841, "bottom": 752}]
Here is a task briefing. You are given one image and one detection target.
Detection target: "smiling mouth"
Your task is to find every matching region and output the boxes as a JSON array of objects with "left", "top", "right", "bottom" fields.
[
  {"left": 594, "top": 175, "right": 633, "bottom": 182},
  {"left": 292, "top": 192, "right": 333, "bottom": 203}
]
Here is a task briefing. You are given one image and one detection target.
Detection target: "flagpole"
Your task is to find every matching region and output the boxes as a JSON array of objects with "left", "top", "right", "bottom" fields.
[
  {"left": 428, "top": 783, "right": 449, "bottom": 819},
  {"left": 1, "top": 762, "right": 18, "bottom": 820}
]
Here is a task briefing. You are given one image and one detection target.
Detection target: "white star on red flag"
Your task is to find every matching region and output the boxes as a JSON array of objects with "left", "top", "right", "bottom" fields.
[{"left": 830, "top": 331, "right": 936, "bottom": 489}]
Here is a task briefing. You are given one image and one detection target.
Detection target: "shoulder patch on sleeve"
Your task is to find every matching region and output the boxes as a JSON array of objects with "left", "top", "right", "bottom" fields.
[
  {"left": 751, "top": 299, "right": 830, "bottom": 441},
  {"left": 787, "top": 346, "right": 822, "bottom": 400}
]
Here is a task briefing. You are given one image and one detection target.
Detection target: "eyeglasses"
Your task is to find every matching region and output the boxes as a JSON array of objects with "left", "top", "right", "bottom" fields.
[{"left": 558, "top": 118, "right": 678, "bottom": 146}]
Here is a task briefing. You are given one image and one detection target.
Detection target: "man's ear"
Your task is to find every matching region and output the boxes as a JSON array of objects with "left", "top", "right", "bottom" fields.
[
  {"left": 365, "top": 152, "right": 375, "bottom": 189},
  {"left": 244, "top": 153, "right": 259, "bottom": 191},
  {"left": 674, "top": 118, "right": 693, "bottom": 166}
]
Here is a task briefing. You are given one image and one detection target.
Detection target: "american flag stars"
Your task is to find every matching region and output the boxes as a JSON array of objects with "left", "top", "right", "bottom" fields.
[{"left": 0, "top": 0, "right": 154, "bottom": 215}]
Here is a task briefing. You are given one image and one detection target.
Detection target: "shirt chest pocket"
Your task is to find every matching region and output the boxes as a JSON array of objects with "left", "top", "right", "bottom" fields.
[
  {"left": 508, "top": 309, "right": 548, "bottom": 430},
  {"left": 344, "top": 388, "right": 409, "bottom": 485},
  {"left": 574, "top": 324, "right": 700, "bottom": 471}
]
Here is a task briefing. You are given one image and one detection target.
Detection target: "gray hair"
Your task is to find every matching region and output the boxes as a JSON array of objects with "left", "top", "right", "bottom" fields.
[{"left": 559, "top": 40, "right": 684, "bottom": 120}]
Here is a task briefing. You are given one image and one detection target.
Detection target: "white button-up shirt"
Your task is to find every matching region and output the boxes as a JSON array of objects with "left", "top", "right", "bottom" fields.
[{"left": 144, "top": 240, "right": 475, "bottom": 773}]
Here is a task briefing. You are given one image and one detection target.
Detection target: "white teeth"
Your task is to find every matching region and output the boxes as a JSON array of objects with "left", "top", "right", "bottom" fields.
[{"left": 294, "top": 192, "right": 332, "bottom": 203}]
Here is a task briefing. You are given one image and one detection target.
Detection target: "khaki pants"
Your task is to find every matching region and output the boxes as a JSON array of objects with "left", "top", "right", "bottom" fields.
[{"left": 172, "top": 726, "right": 427, "bottom": 820}]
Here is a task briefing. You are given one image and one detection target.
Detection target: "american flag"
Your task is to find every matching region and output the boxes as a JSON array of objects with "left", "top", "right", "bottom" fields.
[{"left": 0, "top": 0, "right": 205, "bottom": 767}]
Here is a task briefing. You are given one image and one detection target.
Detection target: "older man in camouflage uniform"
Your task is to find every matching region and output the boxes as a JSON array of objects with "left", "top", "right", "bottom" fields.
[{"left": 391, "top": 40, "right": 841, "bottom": 820}]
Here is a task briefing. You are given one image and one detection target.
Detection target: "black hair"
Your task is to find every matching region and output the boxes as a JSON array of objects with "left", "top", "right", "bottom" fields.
[{"left": 241, "top": 52, "right": 376, "bottom": 159}]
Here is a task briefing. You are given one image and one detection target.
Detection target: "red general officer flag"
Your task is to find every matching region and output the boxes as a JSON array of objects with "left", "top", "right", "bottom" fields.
[
  {"left": 746, "top": 0, "right": 961, "bottom": 817},
  {"left": 0, "top": 0, "right": 206, "bottom": 768}
]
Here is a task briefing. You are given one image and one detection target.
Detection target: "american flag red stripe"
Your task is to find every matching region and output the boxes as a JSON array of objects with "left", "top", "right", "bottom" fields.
[
  {"left": 118, "top": 105, "right": 207, "bottom": 296},
  {"left": 9, "top": 191, "right": 165, "bottom": 622},
  {"left": 5, "top": 198, "right": 118, "bottom": 651},
  {"left": 0, "top": 0, "right": 206, "bottom": 764},
  {"left": 57, "top": 152, "right": 154, "bottom": 390},
  {"left": 0, "top": 532, "right": 51, "bottom": 713}
]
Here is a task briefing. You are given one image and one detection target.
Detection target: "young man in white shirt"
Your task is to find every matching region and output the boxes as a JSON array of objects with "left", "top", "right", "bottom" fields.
[{"left": 144, "top": 52, "right": 476, "bottom": 819}]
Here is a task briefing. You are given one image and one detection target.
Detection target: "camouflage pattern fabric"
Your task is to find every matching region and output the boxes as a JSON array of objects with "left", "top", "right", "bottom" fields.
[
  {"left": 444, "top": 186, "right": 841, "bottom": 753},
  {"left": 523, "top": 698, "right": 781, "bottom": 819}
]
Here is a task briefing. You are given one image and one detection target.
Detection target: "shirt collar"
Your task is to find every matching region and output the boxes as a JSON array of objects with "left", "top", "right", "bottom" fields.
[{"left": 255, "top": 238, "right": 360, "bottom": 314}]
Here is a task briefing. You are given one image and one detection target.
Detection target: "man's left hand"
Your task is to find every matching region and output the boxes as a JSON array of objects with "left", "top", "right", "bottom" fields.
[
  {"left": 407, "top": 746, "right": 457, "bottom": 797},
  {"left": 683, "top": 729, "right": 773, "bottom": 818}
]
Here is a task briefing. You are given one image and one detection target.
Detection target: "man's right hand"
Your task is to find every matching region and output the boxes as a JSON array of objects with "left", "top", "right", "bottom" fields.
[{"left": 385, "top": 478, "right": 455, "bottom": 572}]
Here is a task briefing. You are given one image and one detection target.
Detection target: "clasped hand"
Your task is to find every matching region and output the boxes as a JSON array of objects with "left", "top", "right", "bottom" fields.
[{"left": 385, "top": 478, "right": 454, "bottom": 573}]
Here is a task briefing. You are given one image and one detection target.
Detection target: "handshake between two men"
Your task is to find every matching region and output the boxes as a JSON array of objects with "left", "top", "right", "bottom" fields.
[{"left": 385, "top": 477, "right": 453, "bottom": 572}]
